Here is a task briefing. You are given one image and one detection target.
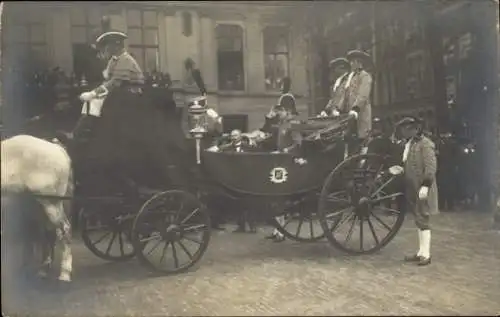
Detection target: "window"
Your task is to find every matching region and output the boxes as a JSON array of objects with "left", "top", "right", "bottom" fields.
[
  {"left": 378, "top": 70, "right": 390, "bottom": 106},
  {"left": 126, "top": 9, "right": 160, "bottom": 73},
  {"left": 442, "top": 37, "right": 456, "bottom": 66},
  {"left": 458, "top": 32, "right": 472, "bottom": 60},
  {"left": 182, "top": 12, "right": 192, "bottom": 37},
  {"left": 389, "top": 59, "right": 407, "bottom": 103},
  {"left": 7, "top": 13, "right": 48, "bottom": 72},
  {"left": 216, "top": 24, "right": 245, "bottom": 91},
  {"left": 407, "top": 52, "right": 425, "bottom": 98},
  {"left": 70, "top": 7, "right": 100, "bottom": 44},
  {"left": 263, "top": 26, "right": 290, "bottom": 91}
]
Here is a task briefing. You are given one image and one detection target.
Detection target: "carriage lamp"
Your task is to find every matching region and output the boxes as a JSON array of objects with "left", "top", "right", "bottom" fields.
[{"left": 187, "top": 96, "right": 209, "bottom": 164}]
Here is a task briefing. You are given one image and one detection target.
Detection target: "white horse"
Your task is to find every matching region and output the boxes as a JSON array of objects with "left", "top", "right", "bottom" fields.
[{"left": 1, "top": 135, "right": 73, "bottom": 284}]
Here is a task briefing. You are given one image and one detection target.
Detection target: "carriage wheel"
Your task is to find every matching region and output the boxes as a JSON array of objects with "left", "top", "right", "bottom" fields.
[
  {"left": 273, "top": 198, "right": 325, "bottom": 242},
  {"left": 318, "top": 153, "right": 406, "bottom": 255},
  {"left": 131, "top": 190, "right": 211, "bottom": 275},
  {"left": 80, "top": 209, "right": 137, "bottom": 262}
]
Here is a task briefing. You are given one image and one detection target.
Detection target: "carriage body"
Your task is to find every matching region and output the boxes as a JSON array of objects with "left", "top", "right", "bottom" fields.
[
  {"left": 200, "top": 147, "right": 341, "bottom": 197},
  {"left": 75, "top": 89, "right": 407, "bottom": 277}
]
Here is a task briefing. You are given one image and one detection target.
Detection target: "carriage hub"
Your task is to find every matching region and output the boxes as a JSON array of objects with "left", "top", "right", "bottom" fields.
[
  {"left": 164, "top": 224, "right": 182, "bottom": 241},
  {"left": 355, "top": 196, "right": 372, "bottom": 217}
]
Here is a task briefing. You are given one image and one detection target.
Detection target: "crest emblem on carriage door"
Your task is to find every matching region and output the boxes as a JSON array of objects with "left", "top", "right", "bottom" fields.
[{"left": 270, "top": 167, "right": 288, "bottom": 184}]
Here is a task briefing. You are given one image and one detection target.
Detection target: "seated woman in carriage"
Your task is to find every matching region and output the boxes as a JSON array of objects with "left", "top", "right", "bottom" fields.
[{"left": 241, "top": 77, "right": 302, "bottom": 154}]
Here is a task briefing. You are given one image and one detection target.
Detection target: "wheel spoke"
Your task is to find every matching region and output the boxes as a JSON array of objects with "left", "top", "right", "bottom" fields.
[
  {"left": 177, "top": 199, "right": 185, "bottom": 220},
  {"left": 147, "top": 239, "right": 163, "bottom": 256},
  {"left": 177, "top": 240, "right": 193, "bottom": 260},
  {"left": 295, "top": 217, "right": 304, "bottom": 236},
  {"left": 371, "top": 193, "right": 403, "bottom": 204},
  {"left": 370, "top": 176, "right": 397, "bottom": 198},
  {"left": 344, "top": 215, "right": 357, "bottom": 245},
  {"left": 309, "top": 217, "right": 315, "bottom": 239},
  {"left": 366, "top": 216, "right": 380, "bottom": 245},
  {"left": 180, "top": 208, "right": 200, "bottom": 225},
  {"left": 105, "top": 231, "right": 117, "bottom": 256},
  {"left": 370, "top": 211, "right": 392, "bottom": 231},
  {"left": 118, "top": 231, "right": 125, "bottom": 256},
  {"left": 326, "top": 191, "right": 350, "bottom": 204},
  {"left": 359, "top": 217, "right": 364, "bottom": 251},
  {"left": 91, "top": 231, "right": 112, "bottom": 246},
  {"left": 139, "top": 232, "right": 161, "bottom": 243},
  {"left": 324, "top": 206, "right": 353, "bottom": 220},
  {"left": 281, "top": 216, "right": 293, "bottom": 228},
  {"left": 159, "top": 241, "right": 170, "bottom": 264},
  {"left": 329, "top": 211, "right": 354, "bottom": 232},
  {"left": 171, "top": 241, "right": 179, "bottom": 268},
  {"left": 375, "top": 206, "right": 401, "bottom": 216},
  {"left": 181, "top": 224, "right": 207, "bottom": 233}
]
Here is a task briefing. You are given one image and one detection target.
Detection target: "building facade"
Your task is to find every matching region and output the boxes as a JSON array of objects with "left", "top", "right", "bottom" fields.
[
  {"left": 2, "top": 1, "right": 313, "bottom": 130},
  {"left": 308, "top": 0, "right": 498, "bottom": 135}
]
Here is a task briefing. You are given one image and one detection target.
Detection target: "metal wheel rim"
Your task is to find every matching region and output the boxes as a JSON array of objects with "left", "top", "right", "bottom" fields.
[
  {"left": 318, "top": 154, "right": 406, "bottom": 255},
  {"left": 131, "top": 190, "right": 211, "bottom": 275}
]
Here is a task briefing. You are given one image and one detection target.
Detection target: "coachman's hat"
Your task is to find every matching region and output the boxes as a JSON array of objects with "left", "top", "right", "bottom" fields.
[
  {"left": 395, "top": 115, "right": 423, "bottom": 127},
  {"left": 95, "top": 31, "right": 128, "bottom": 46},
  {"left": 346, "top": 50, "right": 372, "bottom": 66},
  {"left": 329, "top": 57, "right": 350, "bottom": 69},
  {"left": 277, "top": 94, "right": 298, "bottom": 116}
]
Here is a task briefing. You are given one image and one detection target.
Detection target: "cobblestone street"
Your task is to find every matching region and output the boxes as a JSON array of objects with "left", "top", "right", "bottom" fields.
[{"left": 3, "top": 210, "right": 499, "bottom": 316}]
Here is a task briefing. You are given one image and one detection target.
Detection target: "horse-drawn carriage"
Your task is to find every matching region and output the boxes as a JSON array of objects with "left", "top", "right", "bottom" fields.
[
  {"left": 2, "top": 71, "right": 406, "bottom": 282},
  {"left": 73, "top": 88, "right": 406, "bottom": 276}
]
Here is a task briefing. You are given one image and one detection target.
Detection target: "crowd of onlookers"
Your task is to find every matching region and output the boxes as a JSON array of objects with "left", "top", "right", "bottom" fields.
[
  {"left": 2, "top": 66, "right": 174, "bottom": 118},
  {"left": 0, "top": 65, "right": 177, "bottom": 140}
]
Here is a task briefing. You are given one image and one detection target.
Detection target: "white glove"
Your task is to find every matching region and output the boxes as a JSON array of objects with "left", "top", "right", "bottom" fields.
[
  {"left": 319, "top": 111, "right": 328, "bottom": 118},
  {"left": 294, "top": 158, "right": 308, "bottom": 165},
  {"left": 207, "top": 145, "right": 220, "bottom": 152},
  {"left": 332, "top": 109, "right": 340, "bottom": 117},
  {"left": 79, "top": 91, "right": 97, "bottom": 102},
  {"left": 266, "top": 110, "right": 277, "bottom": 119},
  {"left": 348, "top": 110, "right": 358, "bottom": 119},
  {"left": 388, "top": 165, "right": 404, "bottom": 176},
  {"left": 206, "top": 108, "right": 219, "bottom": 119},
  {"left": 418, "top": 186, "right": 429, "bottom": 200}
]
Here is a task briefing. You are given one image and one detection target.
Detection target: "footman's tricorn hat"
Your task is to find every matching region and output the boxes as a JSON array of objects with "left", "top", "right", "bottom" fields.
[
  {"left": 329, "top": 57, "right": 350, "bottom": 69},
  {"left": 95, "top": 31, "right": 128, "bottom": 46},
  {"left": 346, "top": 50, "right": 372, "bottom": 67},
  {"left": 395, "top": 115, "right": 423, "bottom": 127}
]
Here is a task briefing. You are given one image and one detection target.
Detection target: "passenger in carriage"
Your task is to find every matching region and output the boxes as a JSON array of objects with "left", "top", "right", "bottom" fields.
[
  {"left": 274, "top": 103, "right": 302, "bottom": 154},
  {"left": 247, "top": 77, "right": 301, "bottom": 154},
  {"left": 218, "top": 129, "right": 256, "bottom": 153},
  {"left": 319, "top": 57, "right": 351, "bottom": 117}
]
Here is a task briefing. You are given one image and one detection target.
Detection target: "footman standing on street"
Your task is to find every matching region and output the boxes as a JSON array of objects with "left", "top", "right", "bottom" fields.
[{"left": 392, "top": 116, "right": 438, "bottom": 266}]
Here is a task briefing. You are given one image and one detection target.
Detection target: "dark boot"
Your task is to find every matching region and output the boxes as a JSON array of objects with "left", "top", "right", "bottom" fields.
[{"left": 418, "top": 256, "right": 431, "bottom": 266}]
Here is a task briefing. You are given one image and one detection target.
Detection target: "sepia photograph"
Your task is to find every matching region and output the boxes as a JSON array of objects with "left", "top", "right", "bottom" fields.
[{"left": 1, "top": 0, "right": 499, "bottom": 316}]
